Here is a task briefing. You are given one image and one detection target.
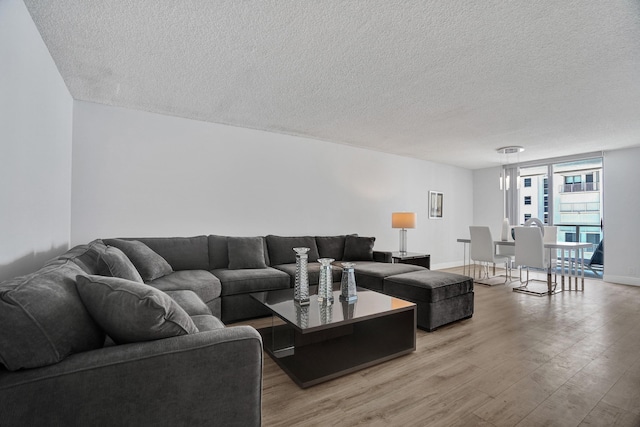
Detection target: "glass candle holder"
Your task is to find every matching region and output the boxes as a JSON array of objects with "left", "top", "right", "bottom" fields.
[
  {"left": 317, "top": 258, "right": 335, "bottom": 303},
  {"left": 340, "top": 262, "right": 358, "bottom": 303},
  {"left": 293, "top": 247, "right": 310, "bottom": 305}
]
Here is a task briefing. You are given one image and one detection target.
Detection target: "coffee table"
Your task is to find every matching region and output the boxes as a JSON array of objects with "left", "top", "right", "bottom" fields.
[{"left": 251, "top": 285, "right": 416, "bottom": 388}]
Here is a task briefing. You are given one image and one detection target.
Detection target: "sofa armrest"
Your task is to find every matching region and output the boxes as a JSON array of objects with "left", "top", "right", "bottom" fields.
[
  {"left": 0, "top": 326, "right": 262, "bottom": 427},
  {"left": 373, "top": 251, "right": 393, "bottom": 263}
]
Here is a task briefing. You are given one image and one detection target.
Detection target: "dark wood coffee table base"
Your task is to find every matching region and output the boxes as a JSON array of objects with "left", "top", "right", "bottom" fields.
[{"left": 257, "top": 307, "right": 416, "bottom": 388}]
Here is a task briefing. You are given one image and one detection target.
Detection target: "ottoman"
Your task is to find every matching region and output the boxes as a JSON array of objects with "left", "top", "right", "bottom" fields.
[
  {"left": 383, "top": 270, "right": 474, "bottom": 331},
  {"left": 351, "top": 262, "right": 425, "bottom": 292}
]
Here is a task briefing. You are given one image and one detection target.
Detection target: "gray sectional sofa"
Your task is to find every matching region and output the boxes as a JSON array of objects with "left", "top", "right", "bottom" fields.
[{"left": 0, "top": 233, "right": 473, "bottom": 426}]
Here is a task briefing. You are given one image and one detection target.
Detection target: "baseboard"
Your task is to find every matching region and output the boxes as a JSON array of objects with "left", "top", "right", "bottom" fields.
[
  {"left": 431, "top": 261, "right": 465, "bottom": 270},
  {"left": 603, "top": 275, "right": 640, "bottom": 287}
]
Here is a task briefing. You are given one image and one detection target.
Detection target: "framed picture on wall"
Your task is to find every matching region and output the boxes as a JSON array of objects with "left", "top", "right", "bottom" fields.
[{"left": 429, "top": 191, "right": 443, "bottom": 219}]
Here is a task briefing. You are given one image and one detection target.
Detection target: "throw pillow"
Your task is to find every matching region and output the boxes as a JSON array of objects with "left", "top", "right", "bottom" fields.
[
  {"left": 98, "top": 246, "right": 144, "bottom": 283},
  {"left": 75, "top": 275, "right": 198, "bottom": 344},
  {"left": 50, "top": 239, "right": 108, "bottom": 274},
  {"left": 227, "top": 237, "right": 268, "bottom": 269},
  {"left": 103, "top": 239, "right": 173, "bottom": 281},
  {"left": 343, "top": 235, "right": 376, "bottom": 261},
  {"left": 0, "top": 262, "right": 105, "bottom": 371},
  {"left": 134, "top": 236, "right": 210, "bottom": 271},
  {"left": 316, "top": 235, "right": 356, "bottom": 261},
  {"left": 265, "top": 235, "right": 320, "bottom": 265}
]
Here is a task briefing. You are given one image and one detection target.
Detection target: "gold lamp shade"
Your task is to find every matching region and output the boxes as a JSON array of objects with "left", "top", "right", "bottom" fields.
[{"left": 392, "top": 212, "right": 417, "bottom": 229}]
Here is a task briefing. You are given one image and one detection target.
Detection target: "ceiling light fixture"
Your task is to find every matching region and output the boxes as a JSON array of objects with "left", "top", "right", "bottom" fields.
[
  {"left": 496, "top": 146, "right": 525, "bottom": 155},
  {"left": 497, "top": 146, "right": 525, "bottom": 191}
]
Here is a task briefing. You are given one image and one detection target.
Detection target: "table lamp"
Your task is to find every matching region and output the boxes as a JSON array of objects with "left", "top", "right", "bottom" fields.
[{"left": 392, "top": 212, "right": 416, "bottom": 254}]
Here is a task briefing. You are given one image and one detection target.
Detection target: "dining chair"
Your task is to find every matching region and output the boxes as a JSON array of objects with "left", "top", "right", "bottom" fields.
[
  {"left": 543, "top": 225, "right": 558, "bottom": 269},
  {"left": 513, "top": 226, "right": 556, "bottom": 295},
  {"left": 497, "top": 224, "right": 515, "bottom": 269},
  {"left": 586, "top": 239, "right": 604, "bottom": 277},
  {"left": 469, "top": 226, "right": 511, "bottom": 284}
]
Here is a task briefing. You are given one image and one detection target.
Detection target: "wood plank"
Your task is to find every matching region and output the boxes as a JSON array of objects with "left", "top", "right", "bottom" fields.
[{"left": 231, "top": 267, "right": 640, "bottom": 426}]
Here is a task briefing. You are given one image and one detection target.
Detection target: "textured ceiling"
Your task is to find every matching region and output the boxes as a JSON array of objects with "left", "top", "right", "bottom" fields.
[{"left": 24, "top": 0, "right": 640, "bottom": 169}]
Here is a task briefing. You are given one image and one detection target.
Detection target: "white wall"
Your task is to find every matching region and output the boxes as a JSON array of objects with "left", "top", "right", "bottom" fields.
[
  {"left": 603, "top": 147, "right": 640, "bottom": 286},
  {"left": 472, "top": 167, "right": 506, "bottom": 238},
  {"left": 0, "top": 0, "right": 73, "bottom": 280},
  {"left": 72, "top": 101, "right": 473, "bottom": 269}
]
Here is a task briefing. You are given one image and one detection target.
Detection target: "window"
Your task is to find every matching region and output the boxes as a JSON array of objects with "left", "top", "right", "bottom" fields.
[
  {"left": 513, "top": 157, "right": 602, "bottom": 261},
  {"left": 565, "top": 175, "right": 582, "bottom": 184},
  {"left": 586, "top": 233, "right": 601, "bottom": 245},
  {"left": 524, "top": 178, "right": 531, "bottom": 187}
]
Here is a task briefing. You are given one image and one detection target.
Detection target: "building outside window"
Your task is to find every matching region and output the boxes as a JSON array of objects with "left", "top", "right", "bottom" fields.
[{"left": 516, "top": 156, "right": 603, "bottom": 262}]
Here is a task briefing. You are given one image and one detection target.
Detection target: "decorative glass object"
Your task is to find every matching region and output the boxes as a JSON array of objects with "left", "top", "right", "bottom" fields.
[
  {"left": 319, "top": 300, "right": 333, "bottom": 324},
  {"left": 317, "top": 258, "right": 335, "bottom": 303},
  {"left": 293, "top": 247, "right": 310, "bottom": 305},
  {"left": 295, "top": 303, "right": 309, "bottom": 328},
  {"left": 341, "top": 299, "right": 356, "bottom": 319},
  {"left": 340, "top": 262, "right": 358, "bottom": 302},
  {"left": 501, "top": 218, "right": 510, "bottom": 241}
]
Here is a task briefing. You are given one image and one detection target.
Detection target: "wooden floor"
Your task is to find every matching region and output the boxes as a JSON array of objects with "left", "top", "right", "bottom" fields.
[{"left": 234, "top": 268, "right": 640, "bottom": 427}]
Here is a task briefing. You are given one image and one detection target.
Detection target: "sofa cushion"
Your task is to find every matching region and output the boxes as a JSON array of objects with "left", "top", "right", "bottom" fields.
[
  {"left": 352, "top": 261, "right": 425, "bottom": 292},
  {"left": 76, "top": 275, "right": 198, "bottom": 344},
  {"left": 212, "top": 267, "right": 290, "bottom": 296},
  {"left": 209, "top": 235, "right": 271, "bottom": 269},
  {"left": 50, "top": 239, "right": 108, "bottom": 274},
  {"left": 343, "top": 235, "right": 376, "bottom": 261},
  {"left": 0, "top": 261, "right": 105, "bottom": 371},
  {"left": 266, "top": 235, "right": 320, "bottom": 265},
  {"left": 316, "top": 235, "right": 350, "bottom": 261},
  {"left": 208, "top": 235, "right": 230, "bottom": 269},
  {"left": 134, "top": 236, "right": 210, "bottom": 271},
  {"left": 103, "top": 239, "right": 173, "bottom": 281},
  {"left": 191, "top": 314, "right": 226, "bottom": 331},
  {"left": 163, "top": 290, "right": 212, "bottom": 316},
  {"left": 383, "top": 270, "right": 474, "bottom": 303},
  {"left": 98, "top": 246, "right": 144, "bottom": 283},
  {"left": 228, "top": 237, "right": 268, "bottom": 269},
  {"left": 148, "top": 270, "right": 221, "bottom": 304}
]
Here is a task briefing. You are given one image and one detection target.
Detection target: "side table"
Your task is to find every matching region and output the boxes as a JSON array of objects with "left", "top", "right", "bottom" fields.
[{"left": 391, "top": 252, "right": 430, "bottom": 269}]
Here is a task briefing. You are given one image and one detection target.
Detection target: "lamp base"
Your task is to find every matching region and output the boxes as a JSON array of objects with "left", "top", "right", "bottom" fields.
[{"left": 398, "top": 228, "right": 407, "bottom": 254}]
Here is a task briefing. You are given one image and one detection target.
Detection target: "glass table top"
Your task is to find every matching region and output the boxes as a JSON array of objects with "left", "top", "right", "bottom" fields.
[{"left": 251, "top": 286, "right": 415, "bottom": 333}]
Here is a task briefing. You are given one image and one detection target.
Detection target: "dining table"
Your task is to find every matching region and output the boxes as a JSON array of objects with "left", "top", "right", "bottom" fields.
[{"left": 457, "top": 238, "right": 593, "bottom": 294}]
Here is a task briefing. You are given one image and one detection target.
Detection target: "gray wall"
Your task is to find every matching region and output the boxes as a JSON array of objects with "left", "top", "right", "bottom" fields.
[
  {"left": 0, "top": 0, "right": 73, "bottom": 280},
  {"left": 71, "top": 101, "right": 474, "bottom": 269}
]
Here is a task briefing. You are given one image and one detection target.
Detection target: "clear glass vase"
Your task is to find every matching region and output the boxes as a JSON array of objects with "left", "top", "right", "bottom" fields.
[
  {"left": 319, "top": 300, "right": 333, "bottom": 324},
  {"left": 341, "top": 299, "right": 356, "bottom": 319},
  {"left": 295, "top": 303, "right": 309, "bottom": 328},
  {"left": 340, "top": 262, "right": 358, "bottom": 303},
  {"left": 317, "top": 258, "right": 334, "bottom": 303},
  {"left": 293, "top": 247, "right": 310, "bottom": 305}
]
